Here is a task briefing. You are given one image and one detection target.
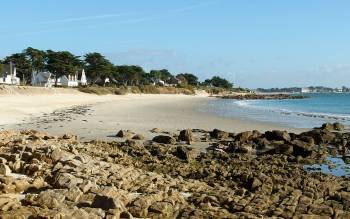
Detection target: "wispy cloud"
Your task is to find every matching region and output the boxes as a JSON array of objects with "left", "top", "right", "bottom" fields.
[
  {"left": 35, "top": 12, "right": 140, "bottom": 25},
  {"left": 35, "top": 0, "right": 218, "bottom": 25},
  {"left": 171, "top": 0, "right": 219, "bottom": 13},
  {"left": 2, "top": 0, "right": 219, "bottom": 38}
]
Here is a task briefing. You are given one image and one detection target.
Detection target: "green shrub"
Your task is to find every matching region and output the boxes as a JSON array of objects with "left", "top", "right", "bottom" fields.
[
  {"left": 129, "top": 86, "right": 141, "bottom": 93},
  {"left": 78, "top": 86, "right": 127, "bottom": 95}
]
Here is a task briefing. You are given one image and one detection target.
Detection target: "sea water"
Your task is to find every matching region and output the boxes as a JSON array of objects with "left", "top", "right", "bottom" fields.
[{"left": 202, "top": 93, "right": 350, "bottom": 128}]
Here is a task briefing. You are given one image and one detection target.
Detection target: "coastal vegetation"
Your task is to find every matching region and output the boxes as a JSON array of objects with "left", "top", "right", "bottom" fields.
[
  {"left": 78, "top": 85, "right": 195, "bottom": 95},
  {"left": 0, "top": 47, "right": 236, "bottom": 91}
]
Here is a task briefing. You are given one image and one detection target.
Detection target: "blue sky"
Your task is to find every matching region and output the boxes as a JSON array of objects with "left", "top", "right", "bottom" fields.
[{"left": 1, "top": 0, "right": 350, "bottom": 88}]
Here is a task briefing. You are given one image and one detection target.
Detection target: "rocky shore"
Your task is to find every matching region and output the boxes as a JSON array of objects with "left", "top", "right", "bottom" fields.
[
  {"left": 220, "top": 93, "right": 308, "bottom": 100},
  {"left": 0, "top": 122, "right": 349, "bottom": 218}
]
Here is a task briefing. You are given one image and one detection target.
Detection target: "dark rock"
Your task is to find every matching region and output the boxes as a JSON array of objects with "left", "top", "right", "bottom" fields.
[
  {"left": 301, "top": 129, "right": 335, "bottom": 144},
  {"left": 132, "top": 134, "right": 145, "bottom": 140},
  {"left": 299, "top": 136, "right": 315, "bottom": 146},
  {"left": 91, "top": 194, "right": 125, "bottom": 211},
  {"left": 210, "top": 129, "right": 229, "bottom": 140},
  {"left": 292, "top": 144, "right": 313, "bottom": 158},
  {"left": 178, "top": 129, "right": 194, "bottom": 144},
  {"left": 247, "top": 177, "right": 262, "bottom": 191},
  {"left": 174, "top": 146, "right": 198, "bottom": 161},
  {"left": 125, "top": 139, "right": 144, "bottom": 149},
  {"left": 235, "top": 131, "right": 253, "bottom": 142},
  {"left": 320, "top": 131, "right": 336, "bottom": 143},
  {"left": 342, "top": 156, "right": 350, "bottom": 164},
  {"left": 152, "top": 135, "right": 176, "bottom": 144},
  {"left": 220, "top": 93, "right": 308, "bottom": 100},
  {"left": 254, "top": 138, "right": 270, "bottom": 150},
  {"left": 62, "top": 133, "right": 77, "bottom": 140},
  {"left": 116, "top": 130, "right": 135, "bottom": 139},
  {"left": 274, "top": 144, "right": 294, "bottom": 155},
  {"left": 265, "top": 130, "right": 291, "bottom": 142}
]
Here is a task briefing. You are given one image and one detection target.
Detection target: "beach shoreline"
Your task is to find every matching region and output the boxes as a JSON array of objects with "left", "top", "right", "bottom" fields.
[{"left": 0, "top": 87, "right": 305, "bottom": 142}]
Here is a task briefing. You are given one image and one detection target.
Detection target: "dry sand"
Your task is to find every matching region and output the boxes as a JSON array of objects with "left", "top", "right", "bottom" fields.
[
  {"left": 0, "top": 86, "right": 117, "bottom": 125},
  {"left": 0, "top": 86, "right": 304, "bottom": 142}
]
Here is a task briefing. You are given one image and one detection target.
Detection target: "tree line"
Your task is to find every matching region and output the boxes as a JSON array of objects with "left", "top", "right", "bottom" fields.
[{"left": 0, "top": 47, "right": 233, "bottom": 88}]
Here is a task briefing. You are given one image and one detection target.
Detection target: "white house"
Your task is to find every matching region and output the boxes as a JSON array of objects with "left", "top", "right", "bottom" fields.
[
  {"left": 59, "top": 74, "right": 79, "bottom": 87},
  {"left": 31, "top": 71, "right": 55, "bottom": 88},
  {"left": 151, "top": 78, "right": 165, "bottom": 86},
  {"left": 32, "top": 69, "right": 87, "bottom": 87},
  {"left": 80, "top": 69, "right": 87, "bottom": 86},
  {"left": 0, "top": 63, "right": 20, "bottom": 85}
]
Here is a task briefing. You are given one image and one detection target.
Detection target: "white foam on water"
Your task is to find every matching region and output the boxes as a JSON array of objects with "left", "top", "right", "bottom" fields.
[{"left": 233, "top": 99, "right": 350, "bottom": 121}]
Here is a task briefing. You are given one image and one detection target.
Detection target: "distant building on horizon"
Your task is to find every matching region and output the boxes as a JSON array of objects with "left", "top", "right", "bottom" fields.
[
  {"left": 335, "top": 88, "right": 342, "bottom": 93},
  {"left": 301, "top": 87, "right": 311, "bottom": 93}
]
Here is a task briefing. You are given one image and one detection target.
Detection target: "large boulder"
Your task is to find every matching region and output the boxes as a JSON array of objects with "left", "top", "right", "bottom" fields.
[
  {"left": 54, "top": 172, "right": 83, "bottom": 189},
  {"left": 51, "top": 148, "right": 71, "bottom": 162},
  {"left": 275, "top": 144, "right": 294, "bottom": 155},
  {"left": 235, "top": 131, "right": 253, "bottom": 142},
  {"left": 321, "top": 123, "right": 334, "bottom": 131},
  {"left": 334, "top": 122, "right": 345, "bottom": 131},
  {"left": 210, "top": 129, "right": 229, "bottom": 140},
  {"left": 262, "top": 143, "right": 293, "bottom": 156},
  {"left": 265, "top": 130, "right": 291, "bottom": 142},
  {"left": 152, "top": 135, "right": 176, "bottom": 144},
  {"left": 64, "top": 186, "right": 83, "bottom": 203},
  {"left": 0, "top": 194, "right": 22, "bottom": 211},
  {"left": 116, "top": 130, "right": 135, "bottom": 139},
  {"left": 292, "top": 144, "right": 314, "bottom": 158},
  {"left": 178, "top": 129, "right": 194, "bottom": 144},
  {"left": 0, "top": 164, "right": 11, "bottom": 176},
  {"left": 35, "top": 190, "right": 66, "bottom": 208},
  {"left": 132, "top": 134, "right": 145, "bottom": 140},
  {"left": 320, "top": 131, "right": 336, "bottom": 143},
  {"left": 174, "top": 146, "right": 198, "bottom": 161},
  {"left": 300, "top": 129, "right": 335, "bottom": 144},
  {"left": 91, "top": 194, "right": 126, "bottom": 211}
]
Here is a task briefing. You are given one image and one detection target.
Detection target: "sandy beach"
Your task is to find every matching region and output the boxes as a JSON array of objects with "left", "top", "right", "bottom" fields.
[
  {"left": 0, "top": 86, "right": 118, "bottom": 125},
  {"left": 0, "top": 87, "right": 304, "bottom": 142}
]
